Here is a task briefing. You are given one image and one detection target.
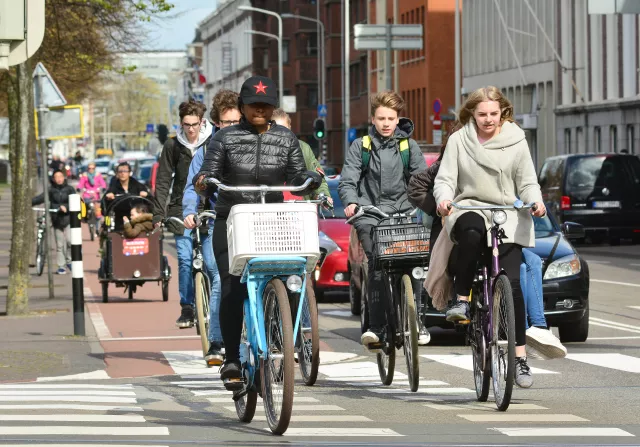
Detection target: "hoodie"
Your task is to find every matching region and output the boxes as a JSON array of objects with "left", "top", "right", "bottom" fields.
[
  {"left": 434, "top": 120, "right": 543, "bottom": 247},
  {"left": 176, "top": 120, "right": 213, "bottom": 155},
  {"left": 338, "top": 118, "right": 427, "bottom": 228}
]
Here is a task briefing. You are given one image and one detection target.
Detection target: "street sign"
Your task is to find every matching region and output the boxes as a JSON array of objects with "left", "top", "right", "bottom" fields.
[
  {"left": 348, "top": 127, "right": 358, "bottom": 143},
  {"left": 354, "top": 37, "right": 423, "bottom": 51},
  {"left": 433, "top": 98, "right": 442, "bottom": 114},
  {"left": 282, "top": 95, "right": 297, "bottom": 114},
  {"left": 354, "top": 24, "right": 423, "bottom": 38},
  {"left": 354, "top": 24, "right": 423, "bottom": 51},
  {"left": 32, "top": 62, "right": 67, "bottom": 108},
  {"left": 34, "top": 105, "right": 84, "bottom": 140},
  {"left": 146, "top": 123, "right": 155, "bottom": 133},
  {"left": 317, "top": 104, "right": 327, "bottom": 118}
]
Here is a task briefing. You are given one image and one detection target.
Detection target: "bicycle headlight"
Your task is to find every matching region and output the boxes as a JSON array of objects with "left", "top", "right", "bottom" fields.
[
  {"left": 133, "top": 270, "right": 141, "bottom": 278},
  {"left": 543, "top": 254, "right": 581, "bottom": 280},
  {"left": 412, "top": 267, "right": 425, "bottom": 279},
  {"left": 286, "top": 275, "right": 303, "bottom": 292},
  {"left": 192, "top": 257, "right": 203, "bottom": 270},
  {"left": 493, "top": 210, "right": 508, "bottom": 225}
]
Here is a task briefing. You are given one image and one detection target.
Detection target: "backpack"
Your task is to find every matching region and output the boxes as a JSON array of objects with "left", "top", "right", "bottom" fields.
[{"left": 360, "top": 135, "right": 411, "bottom": 181}]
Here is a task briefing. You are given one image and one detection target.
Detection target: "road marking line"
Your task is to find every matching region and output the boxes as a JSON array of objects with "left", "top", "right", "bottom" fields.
[
  {"left": 104, "top": 336, "right": 200, "bottom": 341},
  {"left": 588, "top": 336, "right": 640, "bottom": 340},
  {"left": 0, "top": 427, "right": 169, "bottom": 436},
  {"left": 224, "top": 405, "right": 344, "bottom": 412},
  {"left": 324, "top": 376, "right": 382, "bottom": 382},
  {"left": 170, "top": 380, "right": 219, "bottom": 385},
  {"left": 628, "top": 306, "right": 640, "bottom": 310},
  {"left": 37, "top": 370, "right": 110, "bottom": 382},
  {"left": 86, "top": 303, "right": 112, "bottom": 340},
  {"left": 0, "top": 391, "right": 135, "bottom": 396},
  {"left": 491, "top": 427, "right": 634, "bottom": 437},
  {"left": 425, "top": 403, "right": 547, "bottom": 411},
  {"left": 0, "top": 404, "right": 143, "bottom": 411},
  {"left": 591, "top": 317, "right": 640, "bottom": 330},
  {"left": 630, "top": 264, "right": 640, "bottom": 267},
  {"left": 322, "top": 310, "right": 354, "bottom": 317},
  {"left": 319, "top": 361, "right": 408, "bottom": 379},
  {"left": 591, "top": 279, "right": 640, "bottom": 288},
  {"left": 368, "top": 387, "right": 476, "bottom": 395},
  {"left": 566, "top": 353, "right": 640, "bottom": 373},
  {"left": 319, "top": 352, "right": 359, "bottom": 364},
  {"left": 162, "top": 351, "right": 212, "bottom": 375},
  {"left": 0, "top": 384, "right": 133, "bottom": 389},
  {"left": 0, "top": 396, "right": 137, "bottom": 403},
  {"left": 0, "top": 414, "right": 146, "bottom": 422},
  {"left": 421, "top": 354, "right": 559, "bottom": 374},
  {"left": 254, "top": 415, "right": 372, "bottom": 422},
  {"left": 460, "top": 414, "right": 588, "bottom": 422},
  {"left": 342, "top": 380, "right": 449, "bottom": 387},
  {"left": 589, "top": 322, "right": 640, "bottom": 335},
  {"left": 0, "top": 445, "right": 168, "bottom": 447},
  {"left": 207, "top": 396, "right": 319, "bottom": 403},
  {"left": 278, "top": 428, "right": 402, "bottom": 437}
]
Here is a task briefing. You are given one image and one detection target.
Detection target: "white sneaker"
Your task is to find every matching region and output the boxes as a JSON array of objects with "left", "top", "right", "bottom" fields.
[
  {"left": 526, "top": 326, "right": 567, "bottom": 359},
  {"left": 361, "top": 330, "right": 379, "bottom": 347},
  {"left": 418, "top": 327, "right": 431, "bottom": 346}
]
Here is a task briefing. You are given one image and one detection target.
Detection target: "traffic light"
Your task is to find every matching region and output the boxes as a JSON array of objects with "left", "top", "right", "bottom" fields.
[
  {"left": 157, "top": 124, "right": 169, "bottom": 145},
  {"left": 313, "top": 118, "right": 326, "bottom": 141}
]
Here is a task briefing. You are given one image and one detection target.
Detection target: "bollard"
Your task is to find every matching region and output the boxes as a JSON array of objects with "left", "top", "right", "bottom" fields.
[{"left": 69, "top": 194, "right": 85, "bottom": 336}]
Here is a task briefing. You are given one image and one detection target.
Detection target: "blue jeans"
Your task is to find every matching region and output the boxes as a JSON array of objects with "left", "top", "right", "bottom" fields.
[
  {"left": 520, "top": 249, "right": 547, "bottom": 329},
  {"left": 203, "top": 224, "right": 222, "bottom": 343},
  {"left": 175, "top": 230, "right": 194, "bottom": 307}
]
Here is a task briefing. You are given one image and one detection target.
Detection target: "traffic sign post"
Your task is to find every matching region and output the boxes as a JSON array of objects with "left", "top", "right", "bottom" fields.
[
  {"left": 146, "top": 123, "right": 155, "bottom": 134},
  {"left": 432, "top": 98, "right": 442, "bottom": 146},
  {"left": 317, "top": 104, "right": 327, "bottom": 118}
]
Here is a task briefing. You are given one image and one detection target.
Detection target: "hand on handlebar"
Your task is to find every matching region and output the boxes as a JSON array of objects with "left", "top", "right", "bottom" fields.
[
  {"left": 344, "top": 203, "right": 358, "bottom": 218},
  {"left": 437, "top": 200, "right": 452, "bottom": 217},
  {"left": 531, "top": 202, "right": 546, "bottom": 217},
  {"left": 140, "top": 191, "right": 148, "bottom": 198},
  {"left": 184, "top": 214, "right": 197, "bottom": 229},
  {"left": 106, "top": 192, "right": 115, "bottom": 200}
]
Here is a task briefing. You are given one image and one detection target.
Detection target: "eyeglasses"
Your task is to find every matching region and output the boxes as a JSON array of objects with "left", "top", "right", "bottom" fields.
[
  {"left": 117, "top": 170, "right": 130, "bottom": 174},
  {"left": 220, "top": 120, "right": 240, "bottom": 127},
  {"left": 88, "top": 167, "right": 95, "bottom": 170},
  {"left": 182, "top": 122, "right": 201, "bottom": 129}
]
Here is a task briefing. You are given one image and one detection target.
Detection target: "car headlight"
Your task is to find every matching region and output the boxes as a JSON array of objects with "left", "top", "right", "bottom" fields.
[
  {"left": 319, "top": 231, "right": 341, "bottom": 254},
  {"left": 543, "top": 254, "right": 581, "bottom": 280},
  {"left": 493, "top": 210, "right": 507, "bottom": 225}
]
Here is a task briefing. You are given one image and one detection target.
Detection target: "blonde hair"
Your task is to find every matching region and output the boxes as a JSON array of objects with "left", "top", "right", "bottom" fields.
[
  {"left": 370, "top": 90, "right": 405, "bottom": 116},
  {"left": 457, "top": 86, "right": 515, "bottom": 126},
  {"left": 272, "top": 108, "right": 291, "bottom": 127}
]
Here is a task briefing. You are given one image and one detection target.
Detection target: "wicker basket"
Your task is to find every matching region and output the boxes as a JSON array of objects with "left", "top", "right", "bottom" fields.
[{"left": 372, "top": 222, "right": 430, "bottom": 266}]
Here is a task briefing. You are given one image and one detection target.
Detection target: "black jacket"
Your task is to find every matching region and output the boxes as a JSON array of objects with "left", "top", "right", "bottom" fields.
[
  {"left": 407, "top": 159, "right": 441, "bottom": 216},
  {"left": 104, "top": 176, "right": 148, "bottom": 198},
  {"left": 32, "top": 181, "right": 76, "bottom": 229},
  {"left": 196, "top": 118, "right": 309, "bottom": 218},
  {"left": 152, "top": 136, "right": 212, "bottom": 235}
]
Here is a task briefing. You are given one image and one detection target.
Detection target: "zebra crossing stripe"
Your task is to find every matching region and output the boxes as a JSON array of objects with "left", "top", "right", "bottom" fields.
[
  {"left": 367, "top": 387, "right": 475, "bottom": 395},
  {"left": 207, "top": 396, "right": 319, "bottom": 403},
  {"left": 253, "top": 415, "right": 372, "bottom": 422},
  {"left": 0, "top": 404, "right": 143, "bottom": 411},
  {"left": 0, "top": 396, "right": 136, "bottom": 403},
  {"left": 421, "top": 354, "right": 559, "bottom": 374},
  {"left": 460, "top": 414, "right": 589, "bottom": 422},
  {"left": 0, "top": 384, "right": 132, "bottom": 390},
  {"left": 0, "top": 414, "right": 146, "bottom": 422},
  {"left": 277, "top": 428, "right": 402, "bottom": 436},
  {"left": 224, "top": 405, "right": 344, "bottom": 412},
  {"left": 0, "top": 391, "right": 135, "bottom": 396},
  {"left": 0, "top": 427, "right": 169, "bottom": 436},
  {"left": 491, "top": 427, "right": 634, "bottom": 437}
]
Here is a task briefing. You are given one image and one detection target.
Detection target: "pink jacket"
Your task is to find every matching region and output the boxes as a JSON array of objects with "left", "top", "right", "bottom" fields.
[{"left": 77, "top": 173, "right": 107, "bottom": 201}]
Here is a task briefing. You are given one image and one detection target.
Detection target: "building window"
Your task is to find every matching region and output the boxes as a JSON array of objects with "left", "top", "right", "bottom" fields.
[
  {"left": 576, "top": 127, "right": 583, "bottom": 153},
  {"left": 307, "top": 87, "right": 318, "bottom": 108},
  {"left": 283, "top": 40, "right": 290, "bottom": 65},
  {"left": 627, "top": 125, "right": 635, "bottom": 153},
  {"left": 594, "top": 126, "right": 602, "bottom": 152},
  {"left": 262, "top": 51, "right": 269, "bottom": 70},
  {"left": 610, "top": 125, "right": 618, "bottom": 152},
  {"left": 564, "top": 129, "right": 572, "bottom": 154},
  {"left": 307, "top": 33, "right": 318, "bottom": 56}
]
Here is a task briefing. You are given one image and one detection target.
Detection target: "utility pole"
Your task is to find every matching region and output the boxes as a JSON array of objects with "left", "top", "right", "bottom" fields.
[
  {"left": 455, "top": 0, "right": 461, "bottom": 112},
  {"left": 344, "top": 0, "right": 350, "bottom": 154}
]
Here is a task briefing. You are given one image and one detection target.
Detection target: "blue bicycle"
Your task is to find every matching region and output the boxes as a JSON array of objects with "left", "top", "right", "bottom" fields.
[{"left": 205, "top": 177, "right": 324, "bottom": 435}]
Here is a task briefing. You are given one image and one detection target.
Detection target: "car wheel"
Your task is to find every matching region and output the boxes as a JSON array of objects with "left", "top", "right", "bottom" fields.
[
  {"left": 360, "top": 267, "right": 369, "bottom": 334},
  {"left": 558, "top": 301, "right": 589, "bottom": 343},
  {"left": 349, "top": 273, "right": 361, "bottom": 316}
]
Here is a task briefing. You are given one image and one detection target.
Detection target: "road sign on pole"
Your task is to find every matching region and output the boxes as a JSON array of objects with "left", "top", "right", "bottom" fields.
[
  {"left": 354, "top": 24, "right": 423, "bottom": 51},
  {"left": 348, "top": 127, "right": 357, "bottom": 143},
  {"left": 32, "top": 62, "right": 67, "bottom": 108},
  {"left": 146, "top": 123, "right": 155, "bottom": 133},
  {"left": 34, "top": 105, "right": 84, "bottom": 140},
  {"left": 317, "top": 104, "right": 327, "bottom": 118}
]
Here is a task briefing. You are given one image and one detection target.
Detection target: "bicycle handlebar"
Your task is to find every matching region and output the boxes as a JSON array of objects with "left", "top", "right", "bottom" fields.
[
  {"left": 448, "top": 200, "right": 537, "bottom": 212},
  {"left": 32, "top": 207, "right": 60, "bottom": 213},
  {"left": 204, "top": 177, "right": 313, "bottom": 193},
  {"left": 152, "top": 211, "right": 217, "bottom": 234},
  {"left": 284, "top": 193, "right": 333, "bottom": 209},
  {"left": 345, "top": 205, "right": 417, "bottom": 225}
]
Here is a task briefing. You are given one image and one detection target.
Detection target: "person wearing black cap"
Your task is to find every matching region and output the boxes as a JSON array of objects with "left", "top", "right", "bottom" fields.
[{"left": 194, "top": 75, "right": 321, "bottom": 383}]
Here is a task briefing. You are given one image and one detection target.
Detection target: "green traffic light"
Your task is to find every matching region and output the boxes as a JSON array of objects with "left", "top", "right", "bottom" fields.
[{"left": 317, "top": 131, "right": 324, "bottom": 138}]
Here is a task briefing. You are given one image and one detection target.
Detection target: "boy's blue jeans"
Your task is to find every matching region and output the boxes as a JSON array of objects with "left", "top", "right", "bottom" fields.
[
  {"left": 202, "top": 224, "right": 222, "bottom": 344},
  {"left": 520, "top": 249, "right": 547, "bottom": 329}
]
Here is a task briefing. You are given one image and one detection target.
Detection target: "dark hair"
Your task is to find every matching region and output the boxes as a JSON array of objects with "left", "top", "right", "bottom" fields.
[
  {"left": 117, "top": 162, "right": 132, "bottom": 172},
  {"left": 437, "top": 121, "right": 463, "bottom": 162},
  {"left": 133, "top": 202, "right": 150, "bottom": 214},
  {"left": 211, "top": 90, "right": 240, "bottom": 123},
  {"left": 179, "top": 98, "right": 207, "bottom": 121}
]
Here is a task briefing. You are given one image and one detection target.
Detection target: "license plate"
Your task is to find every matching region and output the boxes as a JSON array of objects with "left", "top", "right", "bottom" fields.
[{"left": 592, "top": 201, "right": 621, "bottom": 208}]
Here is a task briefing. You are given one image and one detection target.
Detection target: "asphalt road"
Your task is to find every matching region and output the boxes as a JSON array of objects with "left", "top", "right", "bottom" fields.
[{"left": 2, "top": 243, "right": 640, "bottom": 446}]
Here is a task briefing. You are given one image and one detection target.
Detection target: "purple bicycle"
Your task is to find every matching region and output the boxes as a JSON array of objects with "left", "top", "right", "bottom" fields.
[{"left": 449, "top": 199, "right": 536, "bottom": 411}]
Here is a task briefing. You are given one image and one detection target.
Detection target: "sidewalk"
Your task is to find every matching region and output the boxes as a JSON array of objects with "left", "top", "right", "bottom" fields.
[{"left": 0, "top": 189, "right": 104, "bottom": 382}]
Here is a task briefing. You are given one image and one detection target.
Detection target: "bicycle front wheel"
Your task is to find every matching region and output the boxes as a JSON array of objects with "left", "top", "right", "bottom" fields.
[
  {"left": 194, "top": 272, "right": 210, "bottom": 359},
  {"left": 235, "top": 318, "right": 257, "bottom": 423},
  {"left": 377, "top": 327, "right": 396, "bottom": 386},
  {"left": 401, "top": 275, "right": 419, "bottom": 392},
  {"left": 35, "top": 236, "right": 45, "bottom": 276},
  {"left": 491, "top": 274, "right": 515, "bottom": 411},
  {"left": 260, "top": 278, "right": 295, "bottom": 435},
  {"left": 297, "top": 282, "right": 319, "bottom": 386}
]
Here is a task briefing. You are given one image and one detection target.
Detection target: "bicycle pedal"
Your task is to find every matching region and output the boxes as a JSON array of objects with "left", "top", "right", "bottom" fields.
[
  {"left": 455, "top": 319, "right": 471, "bottom": 325},
  {"left": 223, "top": 378, "right": 244, "bottom": 391}
]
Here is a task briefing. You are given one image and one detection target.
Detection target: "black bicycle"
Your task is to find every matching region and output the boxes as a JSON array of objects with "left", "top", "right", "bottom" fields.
[
  {"left": 346, "top": 205, "right": 430, "bottom": 392},
  {"left": 33, "top": 207, "right": 59, "bottom": 276}
]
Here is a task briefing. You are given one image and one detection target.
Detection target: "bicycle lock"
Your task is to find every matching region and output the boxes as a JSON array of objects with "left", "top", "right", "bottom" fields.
[{"left": 69, "top": 194, "right": 86, "bottom": 336}]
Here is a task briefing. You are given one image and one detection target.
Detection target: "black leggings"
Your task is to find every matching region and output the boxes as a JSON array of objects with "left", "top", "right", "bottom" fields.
[
  {"left": 451, "top": 212, "right": 526, "bottom": 347},
  {"left": 212, "top": 217, "right": 247, "bottom": 362}
]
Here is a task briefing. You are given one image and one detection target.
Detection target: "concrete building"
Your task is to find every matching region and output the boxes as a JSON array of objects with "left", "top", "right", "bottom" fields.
[{"left": 462, "top": 0, "right": 640, "bottom": 169}]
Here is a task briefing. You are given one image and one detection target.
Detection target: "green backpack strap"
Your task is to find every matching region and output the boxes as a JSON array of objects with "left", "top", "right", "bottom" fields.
[
  {"left": 361, "top": 135, "right": 372, "bottom": 170},
  {"left": 361, "top": 135, "right": 410, "bottom": 171}
]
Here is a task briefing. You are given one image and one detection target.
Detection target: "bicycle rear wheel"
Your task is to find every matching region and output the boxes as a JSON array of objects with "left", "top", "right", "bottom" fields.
[
  {"left": 401, "top": 275, "right": 419, "bottom": 392},
  {"left": 297, "top": 282, "right": 319, "bottom": 386},
  {"left": 491, "top": 274, "right": 515, "bottom": 411},
  {"left": 235, "top": 319, "right": 257, "bottom": 423},
  {"left": 471, "top": 288, "right": 490, "bottom": 402},
  {"left": 260, "top": 278, "right": 295, "bottom": 435},
  {"left": 194, "top": 272, "right": 211, "bottom": 359},
  {"left": 35, "top": 236, "right": 45, "bottom": 276},
  {"left": 377, "top": 327, "right": 396, "bottom": 386}
]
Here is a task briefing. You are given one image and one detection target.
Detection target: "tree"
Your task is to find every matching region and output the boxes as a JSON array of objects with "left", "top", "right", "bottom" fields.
[{"left": 2, "top": 0, "right": 173, "bottom": 315}]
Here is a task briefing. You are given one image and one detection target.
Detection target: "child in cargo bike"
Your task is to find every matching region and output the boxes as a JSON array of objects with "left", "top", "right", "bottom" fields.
[
  {"left": 338, "top": 90, "right": 428, "bottom": 351},
  {"left": 122, "top": 202, "right": 154, "bottom": 239}
]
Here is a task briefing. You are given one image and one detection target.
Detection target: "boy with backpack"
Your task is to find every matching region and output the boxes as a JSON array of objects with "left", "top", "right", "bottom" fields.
[{"left": 338, "top": 91, "right": 427, "bottom": 350}]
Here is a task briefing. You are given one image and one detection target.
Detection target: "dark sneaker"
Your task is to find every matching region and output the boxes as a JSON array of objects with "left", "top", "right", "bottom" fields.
[
  {"left": 220, "top": 360, "right": 243, "bottom": 390},
  {"left": 176, "top": 306, "right": 195, "bottom": 329},
  {"left": 56, "top": 268, "right": 67, "bottom": 275},
  {"left": 445, "top": 300, "right": 471, "bottom": 323},
  {"left": 205, "top": 342, "right": 224, "bottom": 367},
  {"left": 515, "top": 356, "right": 533, "bottom": 388}
]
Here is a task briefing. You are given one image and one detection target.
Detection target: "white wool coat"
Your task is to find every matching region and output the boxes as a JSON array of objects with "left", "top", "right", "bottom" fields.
[{"left": 433, "top": 120, "right": 543, "bottom": 247}]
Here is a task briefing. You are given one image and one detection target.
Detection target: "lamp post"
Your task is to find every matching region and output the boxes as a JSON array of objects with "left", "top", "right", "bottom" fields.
[
  {"left": 107, "top": 113, "right": 122, "bottom": 153},
  {"left": 281, "top": 13, "right": 325, "bottom": 107},
  {"left": 238, "top": 5, "right": 283, "bottom": 106},
  {"left": 244, "top": 30, "right": 282, "bottom": 105}
]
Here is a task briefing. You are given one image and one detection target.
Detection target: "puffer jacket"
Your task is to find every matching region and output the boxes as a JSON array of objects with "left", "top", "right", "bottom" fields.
[
  {"left": 196, "top": 118, "right": 308, "bottom": 218},
  {"left": 32, "top": 180, "right": 76, "bottom": 229},
  {"left": 408, "top": 159, "right": 441, "bottom": 216}
]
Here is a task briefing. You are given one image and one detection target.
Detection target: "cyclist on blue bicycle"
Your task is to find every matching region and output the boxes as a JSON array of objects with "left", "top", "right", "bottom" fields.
[
  {"left": 434, "top": 86, "right": 546, "bottom": 388},
  {"left": 338, "top": 90, "right": 427, "bottom": 351},
  {"left": 193, "top": 76, "right": 320, "bottom": 383}
]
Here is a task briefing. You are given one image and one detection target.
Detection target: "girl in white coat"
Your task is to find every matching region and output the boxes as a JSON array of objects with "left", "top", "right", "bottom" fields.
[{"left": 434, "top": 86, "right": 546, "bottom": 388}]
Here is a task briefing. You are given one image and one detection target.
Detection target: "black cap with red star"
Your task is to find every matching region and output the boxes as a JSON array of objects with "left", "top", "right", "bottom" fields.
[{"left": 240, "top": 75, "right": 278, "bottom": 107}]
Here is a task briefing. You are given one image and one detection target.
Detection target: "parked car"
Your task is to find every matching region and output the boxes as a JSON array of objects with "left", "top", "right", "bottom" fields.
[{"left": 539, "top": 153, "right": 640, "bottom": 245}]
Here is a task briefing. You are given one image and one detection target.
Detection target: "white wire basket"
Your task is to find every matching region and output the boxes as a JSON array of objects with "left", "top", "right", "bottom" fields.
[{"left": 227, "top": 202, "right": 320, "bottom": 276}]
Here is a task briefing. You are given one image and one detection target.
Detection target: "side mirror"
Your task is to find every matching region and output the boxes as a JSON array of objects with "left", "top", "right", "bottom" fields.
[
  {"left": 562, "top": 221, "right": 585, "bottom": 240},
  {"left": 108, "top": 170, "right": 115, "bottom": 176}
]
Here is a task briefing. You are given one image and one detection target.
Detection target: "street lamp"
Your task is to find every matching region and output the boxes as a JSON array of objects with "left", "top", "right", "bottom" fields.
[
  {"left": 281, "top": 13, "right": 325, "bottom": 108},
  {"left": 238, "top": 5, "right": 283, "bottom": 106}
]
